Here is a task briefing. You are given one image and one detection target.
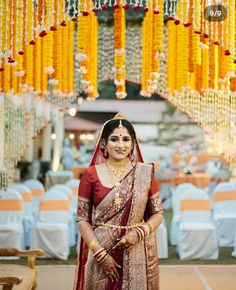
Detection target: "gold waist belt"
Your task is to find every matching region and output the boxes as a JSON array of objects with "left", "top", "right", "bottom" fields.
[{"left": 95, "top": 221, "right": 144, "bottom": 230}]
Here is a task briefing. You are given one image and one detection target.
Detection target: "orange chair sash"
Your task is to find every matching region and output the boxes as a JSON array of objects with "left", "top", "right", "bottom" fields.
[
  {"left": 213, "top": 191, "right": 236, "bottom": 202},
  {"left": 21, "top": 192, "right": 32, "bottom": 203},
  {"left": 31, "top": 188, "right": 44, "bottom": 196},
  {"left": 0, "top": 200, "right": 23, "bottom": 211},
  {"left": 39, "top": 200, "right": 69, "bottom": 211},
  {"left": 181, "top": 199, "right": 211, "bottom": 211}
]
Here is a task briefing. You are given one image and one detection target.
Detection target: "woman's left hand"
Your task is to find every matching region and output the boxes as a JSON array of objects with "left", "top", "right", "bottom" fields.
[{"left": 113, "top": 230, "right": 139, "bottom": 249}]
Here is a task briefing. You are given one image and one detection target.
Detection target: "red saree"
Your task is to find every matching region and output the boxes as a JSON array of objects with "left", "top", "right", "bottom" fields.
[{"left": 73, "top": 162, "right": 163, "bottom": 290}]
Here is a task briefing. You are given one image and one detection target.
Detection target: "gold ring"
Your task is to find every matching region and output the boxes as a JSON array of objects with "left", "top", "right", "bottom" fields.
[{"left": 121, "top": 238, "right": 126, "bottom": 244}]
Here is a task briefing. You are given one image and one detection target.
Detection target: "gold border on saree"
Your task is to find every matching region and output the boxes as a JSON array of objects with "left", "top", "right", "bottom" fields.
[{"left": 95, "top": 221, "right": 144, "bottom": 230}]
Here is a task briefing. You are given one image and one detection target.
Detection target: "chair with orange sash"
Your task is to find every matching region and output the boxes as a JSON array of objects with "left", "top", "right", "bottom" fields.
[
  {"left": 178, "top": 189, "right": 218, "bottom": 260},
  {"left": 47, "top": 185, "right": 76, "bottom": 247},
  {"left": 9, "top": 184, "right": 34, "bottom": 248},
  {"left": 170, "top": 183, "right": 196, "bottom": 245},
  {"left": 64, "top": 178, "right": 80, "bottom": 211},
  {"left": 213, "top": 186, "right": 236, "bottom": 246},
  {"left": 31, "top": 192, "right": 70, "bottom": 260},
  {"left": 24, "top": 179, "right": 45, "bottom": 219},
  {"left": 0, "top": 190, "right": 25, "bottom": 250},
  {"left": 155, "top": 219, "right": 168, "bottom": 259}
]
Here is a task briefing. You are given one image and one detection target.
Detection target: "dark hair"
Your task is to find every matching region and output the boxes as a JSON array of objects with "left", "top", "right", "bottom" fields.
[{"left": 101, "top": 119, "right": 136, "bottom": 144}]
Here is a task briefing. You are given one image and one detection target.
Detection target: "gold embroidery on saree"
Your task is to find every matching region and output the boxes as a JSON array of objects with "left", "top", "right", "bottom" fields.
[
  {"left": 77, "top": 196, "right": 92, "bottom": 222},
  {"left": 148, "top": 192, "right": 164, "bottom": 215}
]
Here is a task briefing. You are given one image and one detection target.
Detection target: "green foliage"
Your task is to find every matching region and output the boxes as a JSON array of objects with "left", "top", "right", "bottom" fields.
[{"left": 98, "top": 81, "right": 161, "bottom": 100}]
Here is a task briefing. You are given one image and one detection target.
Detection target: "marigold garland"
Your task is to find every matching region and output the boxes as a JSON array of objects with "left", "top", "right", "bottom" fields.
[{"left": 114, "top": 0, "right": 126, "bottom": 99}]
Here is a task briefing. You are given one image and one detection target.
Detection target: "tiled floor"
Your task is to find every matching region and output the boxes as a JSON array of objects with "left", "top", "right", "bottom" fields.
[{"left": 36, "top": 265, "right": 236, "bottom": 290}]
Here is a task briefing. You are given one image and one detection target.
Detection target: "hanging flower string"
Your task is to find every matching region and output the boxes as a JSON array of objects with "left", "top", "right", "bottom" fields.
[{"left": 114, "top": 0, "right": 126, "bottom": 99}]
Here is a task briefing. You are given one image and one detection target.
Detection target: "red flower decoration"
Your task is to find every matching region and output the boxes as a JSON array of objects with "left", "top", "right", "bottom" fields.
[
  {"left": 167, "top": 15, "right": 175, "bottom": 21},
  {"left": 213, "top": 41, "right": 220, "bottom": 46},
  {"left": 133, "top": 5, "right": 140, "bottom": 10},
  {"left": 113, "top": 3, "right": 119, "bottom": 9},
  {"left": 0, "top": 67, "right": 4, "bottom": 72},
  {"left": 154, "top": 10, "right": 160, "bottom": 14},
  {"left": 203, "top": 33, "right": 209, "bottom": 38},
  {"left": 174, "top": 19, "right": 180, "bottom": 25},
  {"left": 50, "top": 26, "right": 57, "bottom": 31},
  {"left": 144, "top": 7, "right": 149, "bottom": 12},
  {"left": 29, "top": 40, "right": 36, "bottom": 45},
  {"left": 8, "top": 57, "right": 15, "bottom": 63},
  {"left": 60, "top": 20, "right": 66, "bottom": 26},
  {"left": 194, "top": 30, "right": 201, "bottom": 34},
  {"left": 102, "top": 5, "right": 108, "bottom": 10},
  {"left": 122, "top": 4, "right": 129, "bottom": 10},
  {"left": 92, "top": 8, "right": 100, "bottom": 13},
  {"left": 71, "top": 17, "right": 77, "bottom": 22},
  {"left": 224, "top": 50, "right": 230, "bottom": 56},
  {"left": 18, "top": 50, "right": 24, "bottom": 55},
  {"left": 183, "top": 22, "right": 191, "bottom": 27},
  {"left": 234, "top": 59, "right": 236, "bottom": 64},
  {"left": 39, "top": 30, "right": 47, "bottom": 37},
  {"left": 82, "top": 11, "right": 89, "bottom": 16}
]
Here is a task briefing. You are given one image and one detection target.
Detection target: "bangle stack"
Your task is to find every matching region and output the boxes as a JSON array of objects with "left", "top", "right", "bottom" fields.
[
  {"left": 93, "top": 248, "right": 109, "bottom": 264},
  {"left": 134, "top": 222, "right": 154, "bottom": 242}
]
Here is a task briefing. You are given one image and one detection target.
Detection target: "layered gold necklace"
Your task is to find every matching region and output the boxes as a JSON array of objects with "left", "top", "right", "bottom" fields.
[{"left": 106, "top": 158, "right": 131, "bottom": 210}]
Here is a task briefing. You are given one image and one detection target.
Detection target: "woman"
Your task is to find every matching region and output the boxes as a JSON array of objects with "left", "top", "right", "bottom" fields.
[{"left": 73, "top": 113, "right": 163, "bottom": 290}]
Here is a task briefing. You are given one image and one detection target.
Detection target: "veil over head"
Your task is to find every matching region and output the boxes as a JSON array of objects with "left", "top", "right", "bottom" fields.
[{"left": 89, "top": 112, "right": 144, "bottom": 165}]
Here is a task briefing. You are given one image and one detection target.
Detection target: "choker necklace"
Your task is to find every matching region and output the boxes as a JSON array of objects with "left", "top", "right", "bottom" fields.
[{"left": 106, "top": 159, "right": 131, "bottom": 210}]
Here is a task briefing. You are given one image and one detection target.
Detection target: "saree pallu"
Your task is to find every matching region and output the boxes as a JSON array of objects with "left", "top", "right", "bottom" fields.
[{"left": 74, "top": 163, "right": 162, "bottom": 290}]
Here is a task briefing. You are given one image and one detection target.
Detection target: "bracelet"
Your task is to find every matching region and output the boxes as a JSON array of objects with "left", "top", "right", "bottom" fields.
[
  {"left": 134, "top": 228, "right": 142, "bottom": 242},
  {"left": 98, "top": 252, "right": 109, "bottom": 264},
  {"left": 146, "top": 222, "right": 154, "bottom": 234},
  {"left": 96, "top": 250, "right": 108, "bottom": 263},
  {"left": 93, "top": 248, "right": 105, "bottom": 258},
  {"left": 141, "top": 224, "right": 150, "bottom": 237},
  {"left": 135, "top": 227, "right": 145, "bottom": 241},
  {"left": 88, "top": 239, "right": 99, "bottom": 251}
]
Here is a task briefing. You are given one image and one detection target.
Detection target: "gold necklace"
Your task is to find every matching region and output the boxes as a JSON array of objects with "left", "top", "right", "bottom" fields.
[{"left": 106, "top": 160, "right": 131, "bottom": 210}]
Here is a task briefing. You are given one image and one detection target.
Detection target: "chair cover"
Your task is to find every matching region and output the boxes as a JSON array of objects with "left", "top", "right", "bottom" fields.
[
  {"left": 31, "top": 192, "right": 70, "bottom": 260},
  {"left": 24, "top": 179, "right": 45, "bottom": 220},
  {"left": 213, "top": 188, "right": 236, "bottom": 246},
  {"left": 9, "top": 183, "right": 34, "bottom": 248},
  {"left": 170, "top": 183, "right": 196, "bottom": 245},
  {"left": 155, "top": 219, "right": 168, "bottom": 259},
  {"left": 48, "top": 185, "right": 76, "bottom": 246},
  {"left": 232, "top": 230, "right": 236, "bottom": 257},
  {"left": 177, "top": 189, "right": 218, "bottom": 260},
  {"left": 64, "top": 178, "right": 80, "bottom": 211},
  {"left": 0, "top": 189, "right": 24, "bottom": 249}
]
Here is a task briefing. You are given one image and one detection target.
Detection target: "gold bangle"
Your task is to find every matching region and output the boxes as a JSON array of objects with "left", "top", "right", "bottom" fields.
[
  {"left": 146, "top": 222, "right": 154, "bottom": 234},
  {"left": 88, "top": 239, "right": 99, "bottom": 251},
  {"left": 141, "top": 224, "right": 150, "bottom": 236}
]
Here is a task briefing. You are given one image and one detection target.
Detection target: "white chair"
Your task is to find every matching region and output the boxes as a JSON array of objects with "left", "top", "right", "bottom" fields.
[
  {"left": 31, "top": 192, "right": 70, "bottom": 260},
  {"left": 48, "top": 185, "right": 76, "bottom": 247},
  {"left": 65, "top": 178, "right": 80, "bottom": 211},
  {"left": 24, "top": 179, "right": 44, "bottom": 216},
  {"left": 213, "top": 189, "right": 236, "bottom": 246},
  {"left": 0, "top": 189, "right": 24, "bottom": 249},
  {"left": 170, "top": 183, "right": 196, "bottom": 245},
  {"left": 156, "top": 219, "right": 168, "bottom": 259},
  {"left": 177, "top": 189, "right": 218, "bottom": 260},
  {"left": 232, "top": 230, "right": 236, "bottom": 257},
  {"left": 9, "top": 183, "right": 34, "bottom": 248}
]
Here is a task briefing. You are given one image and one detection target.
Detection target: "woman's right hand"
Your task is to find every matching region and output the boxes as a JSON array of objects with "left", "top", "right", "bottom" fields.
[{"left": 100, "top": 254, "right": 121, "bottom": 282}]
